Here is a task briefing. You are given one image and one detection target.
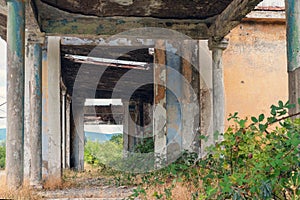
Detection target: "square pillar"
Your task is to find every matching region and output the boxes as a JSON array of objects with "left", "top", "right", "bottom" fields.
[
  {"left": 153, "top": 40, "right": 167, "bottom": 167},
  {"left": 153, "top": 40, "right": 200, "bottom": 166},
  {"left": 47, "top": 36, "right": 62, "bottom": 180}
]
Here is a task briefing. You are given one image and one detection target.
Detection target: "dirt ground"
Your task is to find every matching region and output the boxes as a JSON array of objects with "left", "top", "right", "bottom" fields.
[{"left": 0, "top": 167, "right": 137, "bottom": 200}]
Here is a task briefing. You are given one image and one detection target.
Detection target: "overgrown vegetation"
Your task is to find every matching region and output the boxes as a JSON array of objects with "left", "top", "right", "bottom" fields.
[
  {"left": 0, "top": 141, "right": 5, "bottom": 169},
  {"left": 85, "top": 134, "right": 155, "bottom": 173},
  {"left": 82, "top": 101, "right": 299, "bottom": 199},
  {"left": 84, "top": 134, "right": 123, "bottom": 167},
  {"left": 121, "top": 100, "right": 299, "bottom": 199},
  {"left": 1, "top": 100, "right": 297, "bottom": 199}
]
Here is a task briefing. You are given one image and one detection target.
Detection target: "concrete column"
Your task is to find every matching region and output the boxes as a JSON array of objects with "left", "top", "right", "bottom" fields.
[
  {"left": 154, "top": 40, "right": 167, "bottom": 167},
  {"left": 70, "top": 101, "right": 84, "bottom": 171},
  {"left": 24, "top": 33, "right": 32, "bottom": 182},
  {"left": 165, "top": 41, "right": 182, "bottom": 164},
  {"left": 181, "top": 40, "right": 200, "bottom": 153},
  {"left": 153, "top": 40, "right": 201, "bottom": 165},
  {"left": 47, "top": 36, "right": 62, "bottom": 180},
  {"left": 65, "top": 95, "right": 71, "bottom": 168},
  {"left": 61, "top": 88, "right": 66, "bottom": 169},
  {"left": 209, "top": 38, "right": 228, "bottom": 140},
  {"left": 26, "top": 33, "right": 44, "bottom": 187},
  {"left": 286, "top": 0, "right": 300, "bottom": 114},
  {"left": 6, "top": 0, "right": 25, "bottom": 189},
  {"left": 122, "top": 101, "right": 129, "bottom": 157}
]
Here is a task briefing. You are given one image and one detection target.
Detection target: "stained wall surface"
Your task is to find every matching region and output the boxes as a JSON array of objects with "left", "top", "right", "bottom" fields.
[{"left": 223, "top": 21, "right": 288, "bottom": 123}]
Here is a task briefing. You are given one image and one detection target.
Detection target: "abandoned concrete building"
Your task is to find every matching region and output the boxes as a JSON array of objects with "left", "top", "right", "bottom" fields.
[{"left": 0, "top": 0, "right": 299, "bottom": 189}]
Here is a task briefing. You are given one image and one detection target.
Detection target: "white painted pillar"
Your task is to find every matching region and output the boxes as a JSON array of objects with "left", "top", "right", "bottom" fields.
[
  {"left": 47, "top": 36, "right": 62, "bottom": 180},
  {"left": 209, "top": 38, "right": 228, "bottom": 141}
]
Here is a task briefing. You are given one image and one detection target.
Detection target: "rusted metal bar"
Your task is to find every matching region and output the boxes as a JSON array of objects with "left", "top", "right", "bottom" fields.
[
  {"left": 64, "top": 54, "right": 150, "bottom": 70},
  {"left": 6, "top": 0, "right": 25, "bottom": 189},
  {"left": 285, "top": 0, "right": 300, "bottom": 114}
]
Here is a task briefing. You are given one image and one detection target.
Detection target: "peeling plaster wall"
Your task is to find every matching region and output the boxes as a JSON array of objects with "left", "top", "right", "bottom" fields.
[{"left": 223, "top": 22, "right": 288, "bottom": 123}]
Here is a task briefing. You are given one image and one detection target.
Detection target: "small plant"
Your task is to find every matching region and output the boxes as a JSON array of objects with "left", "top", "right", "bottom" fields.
[
  {"left": 134, "top": 137, "right": 154, "bottom": 154},
  {"left": 0, "top": 141, "right": 5, "bottom": 169}
]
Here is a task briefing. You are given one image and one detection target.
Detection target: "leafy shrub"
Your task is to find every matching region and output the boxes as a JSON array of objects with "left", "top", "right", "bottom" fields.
[
  {"left": 129, "top": 100, "right": 300, "bottom": 200},
  {"left": 84, "top": 134, "right": 123, "bottom": 167},
  {"left": 196, "top": 100, "right": 300, "bottom": 199},
  {"left": 0, "top": 141, "right": 5, "bottom": 169},
  {"left": 134, "top": 137, "right": 154, "bottom": 154}
]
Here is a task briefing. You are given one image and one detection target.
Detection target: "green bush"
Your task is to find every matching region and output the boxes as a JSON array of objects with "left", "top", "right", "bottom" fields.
[
  {"left": 129, "top": 100, "right": 300, "bottom": 200},
  {"left": 84, "top": 134, "right": 123, "bottom": 167},
  {"left": 84, "top": 134, "right": 156, "bottom": 173},
  {"left": 134, "top": 137, "right": 154, "bottom": 154},
  {"left": 196, "top": 100, "right": 300, "bottom": 199},
  {"left": 0, "top": 141, "right": 5, "bottom": 169}
]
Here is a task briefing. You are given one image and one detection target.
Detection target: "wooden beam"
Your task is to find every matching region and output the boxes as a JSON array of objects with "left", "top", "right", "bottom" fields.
[
  {"left": 208, "top": 0, "right": 263, "bottom": 40},
  {"left": 60, "top": 36, "right": 156, "bottom": 46},
  {"left": 41, "top": 16, "right": 209, "bottom": 39}
]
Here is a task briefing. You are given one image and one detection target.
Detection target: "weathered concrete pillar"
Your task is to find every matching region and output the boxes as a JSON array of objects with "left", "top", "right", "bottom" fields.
[
  {"left": 181, "top": 40, "right": 200, "bottom": 153},
  {"left": 61, "top": 87, "right": 66, "bottom": 169},
  {"left": 165, "top": 41, "right": 183, "bottom": 164},
  {"left": 24, "top": 33, "right": 32, "bottom": 182},
  {"left": 6, "top": 0, "right": 25, "bottom": 189},
  {"left": 65, "top": 95, "right": 71, "bottom": 168},
  {"left": 70, "top": 101, "right": 84, "bottom": 171},
  {"left": 47, "top": 36, "right": 62, "bottom": 180},
  {"left": 26, "top": 33, "right": 44, "bottom": 187},
  {"left": 42, "top": 48, "right": 49, "bottom": 176},
  {"left": 285, "top": 0, "right": 300, "bottom": 114},
  {"left": 154, "top": 40, "right": 200, "bottom": 166},
  {"left": 209, "top": 38, "right": 228, "bottom": 140},
  {"left": 122, "top": 101, "right": 130, "bottom": 157},
  {"left": 153, "top": 41, "right": 167, "bottom": 167}
]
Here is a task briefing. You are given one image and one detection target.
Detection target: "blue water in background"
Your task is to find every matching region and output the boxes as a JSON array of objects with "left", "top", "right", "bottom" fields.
[{"left": 0, "top": 128, "right": 120, "bottom": 143}]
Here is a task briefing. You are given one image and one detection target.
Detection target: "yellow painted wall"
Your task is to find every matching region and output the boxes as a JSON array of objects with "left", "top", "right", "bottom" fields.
[{"left": 223, "top": 22, "right": 288, "bottom": 121}]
